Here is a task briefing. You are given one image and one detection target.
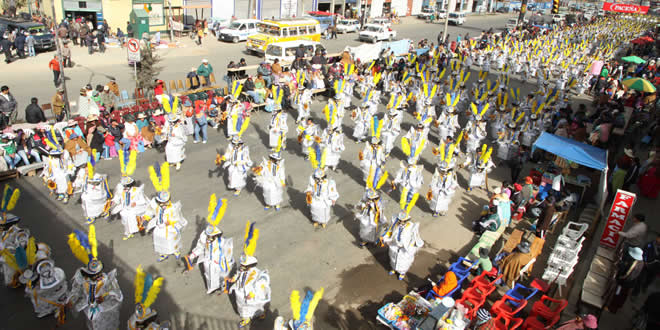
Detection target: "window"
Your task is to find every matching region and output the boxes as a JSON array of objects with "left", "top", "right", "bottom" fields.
[
  {"left": 248, "top": 23, "right": 255, "bottom": 29},
  {"left": 79, "top": 1, "right": 87, "bottom": 8},
  {"left": 266, "top": 45, "right": 282, "bottom": 57},
  {"left": 288, "top": 27, "right": 298, "bottom": 36},
  {"left": 239, "top": 24, "right": 246, "bottom": 30}
]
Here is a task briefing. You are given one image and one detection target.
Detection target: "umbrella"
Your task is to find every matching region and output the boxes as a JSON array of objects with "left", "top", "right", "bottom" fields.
[
  {"left": 631, "top": 36, "right": 655, "bottom": 44},
  {"left": 621, "top": 56, "right": 647, "bottom": 64},
  {"left": 622, "top": 78, "right": 656, "bottom": 93}
]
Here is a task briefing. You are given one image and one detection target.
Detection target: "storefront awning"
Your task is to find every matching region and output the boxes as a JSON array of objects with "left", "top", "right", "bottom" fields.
[{"left": 533, "top": 132, "right": 607, "bottom": 171}]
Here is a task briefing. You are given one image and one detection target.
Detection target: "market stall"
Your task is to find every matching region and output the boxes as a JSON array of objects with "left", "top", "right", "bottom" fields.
[
  {"left": 532, "top": 132, "right": 609, "bottom": 209},
  {"left": 377, "top": 292, "right": 469, "bottom": 329}
]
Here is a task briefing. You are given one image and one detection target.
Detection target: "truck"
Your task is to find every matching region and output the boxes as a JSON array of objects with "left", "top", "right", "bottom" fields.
[
  {"left": 0, "top": 17, "right": 54, "bottom": 51},
  {"left": 359, "top": 24, "right": 396, "bottom": 43}
]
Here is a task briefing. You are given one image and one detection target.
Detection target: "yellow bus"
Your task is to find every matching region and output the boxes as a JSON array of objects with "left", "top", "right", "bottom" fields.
[{"left": 246, "top": 18, "right": 321, "bottom": 55}]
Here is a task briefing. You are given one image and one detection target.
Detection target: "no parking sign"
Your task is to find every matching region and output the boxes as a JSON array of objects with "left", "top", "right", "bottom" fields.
[{"left": 127, "top": 38, "right": 141, "bottom": 62}]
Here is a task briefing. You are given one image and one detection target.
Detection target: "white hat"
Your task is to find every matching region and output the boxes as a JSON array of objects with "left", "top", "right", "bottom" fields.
[
  {"left": 240, "top": 254, "right": 258, "bottom": 266},
  {"left": 205, "top": 225, "right": 222, "bottom": 236},
  {"left": 397, "top": 211, "right": 411, "bottom": 221},
  {"left": 202, "top": 59, "right": 208, "bottom": 63},
  {"left": 628, "top": 247, "right": 643, "bottom": 261}
]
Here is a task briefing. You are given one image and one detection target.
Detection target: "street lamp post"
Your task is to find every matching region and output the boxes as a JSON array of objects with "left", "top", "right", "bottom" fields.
[
  {"left": 50, "top": 0, "right": 70, "bottom": 120},
  {"left": 442, "top": 0, "right": 449, "bottom": 43}
]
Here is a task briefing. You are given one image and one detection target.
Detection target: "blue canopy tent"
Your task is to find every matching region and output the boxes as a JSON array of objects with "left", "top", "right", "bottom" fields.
[{"left": 532, "top": 132, "right": 609, "bottom": 207}]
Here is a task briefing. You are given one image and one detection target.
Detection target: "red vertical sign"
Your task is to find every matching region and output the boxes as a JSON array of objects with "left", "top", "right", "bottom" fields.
[{"left": 600, "top": 190, "right": 637, "bottom": 248}]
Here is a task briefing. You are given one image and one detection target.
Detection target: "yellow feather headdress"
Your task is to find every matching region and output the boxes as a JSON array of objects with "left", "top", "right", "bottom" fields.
[
  {"left": 118, "top": 149, "right": 137, "bottom": 177},
  {"left": 207, "top": 194, "right": 227, "bottom": 227},
  {"left": 133, "top": 265, "right": 164, "bottom": 309},
  {"left": 1, "top": 185, "right": 20, "bottom": 213},
  {"left": 162, "top": 96, "right": 179, "bottom": 114},
  {"left": 67, "top": 225, "right": 98, "bottom": 266},
  {"left": 243, "top": 221, "right": 259, "bottom": 258},
  {"left": 148, "top": 161, "right": 170, "bottom": 192},
  {"left": 366, "top": 166, "right": 389, "bottom": 190},
  {"left": 290, "top": 287, "right": 325, "bottom": 323}
]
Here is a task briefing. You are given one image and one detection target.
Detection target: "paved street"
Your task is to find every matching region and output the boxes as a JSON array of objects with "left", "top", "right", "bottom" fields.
[{"left": 0, "top": 13, "right": 555, "bottom": 330}]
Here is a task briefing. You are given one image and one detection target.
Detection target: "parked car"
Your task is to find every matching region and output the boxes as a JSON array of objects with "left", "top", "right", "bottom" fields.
[
  {"left": 506, "top": 18, "right": 521, "bottom": 29},
  {"left": 264, "top": 40, "right": 325, "bottom": 64},
  {"left": 437, "top": 9, "right": 447, "bottom": 19},
  {"left": 359, "top": 24, "right": 396, "bottom": 43},
  {"left": 371, "top": 17, "right": 391, "bottom": 28},
  {"left": 336, "top": 19, "right": 360, "bottom": 33},
  {"left": 418, "top": 6, "right": 435, "bottom": 19},
  {"left": 218, "top": 19, "right": 260, "bottom": 43},
  {"left": 0, "top": 18, "right": 54, "bottom": 51},
  {"left": 448, "top": 12, "right": 467, "bottom": 25},
  {"left": 496, "top": 7, "right": 510, "bottom": 13},
  {"left": 552, "top": 14, "right": 565, "bottom": 24}
]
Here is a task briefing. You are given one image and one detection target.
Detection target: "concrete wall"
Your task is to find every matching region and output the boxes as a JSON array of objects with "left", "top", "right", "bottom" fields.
[{"left": 40, "top": 0, "right": 184, "bottom": 34}]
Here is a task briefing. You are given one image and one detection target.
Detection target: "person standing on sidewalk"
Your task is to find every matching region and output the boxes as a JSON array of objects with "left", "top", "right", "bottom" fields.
[
  {"left": 0, "top": 86, "right": 18, "bottom": 126},
  {"left": 61, "top": 41, "right": 72, "bottom": 67},
  {"left": 96, "top": 26, "right": 106, "bottom": 53},
  {"left": 26, "top": 32, "right": 35, "bottom": 57},
  {"left": 48, "top": 55, "right": 61, "bottom": 87},
  {"left": 86, "top": 32, "right": 95, "bottom": 54},
  {"left": 197, "top": 26, "right": 204, "bottom": 46},
  {"left": 51, "top": 88, "right": 66, "bottom": 122},
  {"left": 13, "top": 31, "right": 25, "bottom": 59},
  {"left": 79, "top": 23, "right": 88, "bottom": 47}
]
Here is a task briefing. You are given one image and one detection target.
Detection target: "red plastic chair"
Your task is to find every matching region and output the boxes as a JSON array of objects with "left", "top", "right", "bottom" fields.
[
  {"left": 464, "top": 283, "right": 496, "bottom": 300},
  {"left": 470, "top": 271, "right": 502, "bottom": 291},
  {"left": 521, "top": 295, "right": 568, "bottom": 329},
  {"left": 494, "top": 313, "right": 523, "bottom": 330},
  {"left": 456, "top": 290, "right": 486, "bottom": 320},
  {"left": 491, "top": 295, "right": 527, "bottom": 318}
]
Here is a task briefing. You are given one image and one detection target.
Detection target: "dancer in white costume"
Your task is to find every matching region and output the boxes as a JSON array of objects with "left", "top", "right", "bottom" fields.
[
  {"left": 111, "top": 150, "right": 148, "bottom": 240},
  {"left": 468, "top": 145, "right": 496, "bottom": 191},
  {"left": 322, "top": 126, "right": 345, "bottom": 171},
  {"left": 428, "top": 141, "right": 459, "bottom": 217},
  {"left": 23, "top": 259, "right": 68, "bottom": 322},
  {"left": 221, "top": 105, "right": 253, "bottom": 190},
  {"left": 67, "top": 226, "right": 123, "bottom": 330},
  {"left": 229, "top": 221, "right": 271, "bottom": 328},
  {"left": 296, "top": 117, "right": 319, "bottom": 159},
  {"left": 383, "top": 197, "right": 424, "bottom": 280},
  {"left": 145, "top": 163, "right": 188, "bottom": 262},
  {"left": 268, "top": 86, "right": 288, "bottom": 151},
  {"left": 253, "top": 152, "right": 286, "bottom": 210},
  {"left": 304, "top": 146, "right": 339, "bottom": 228},
  {"left": 162, "top": 96, "right": 187, "bottom": 170},
  {"left": 80, "top": 158, "right": 112, "bottom": 224},
  {"left": 184, "top": 195, "right": 234, "bottom": 294}
]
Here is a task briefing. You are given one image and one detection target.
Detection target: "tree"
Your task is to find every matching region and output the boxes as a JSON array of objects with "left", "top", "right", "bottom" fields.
[
  {"left": 135, "top": 43, "right": 162, "bottom": 91},
  {"left": 1, "top": 0, "right": 27, "bottom": 16}
]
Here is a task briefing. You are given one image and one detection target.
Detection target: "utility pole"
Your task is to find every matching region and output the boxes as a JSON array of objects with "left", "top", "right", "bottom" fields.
[
  {"left": 50, "top": 0, "right": 70, "bottom": 120},
  {"left": 248, "top": 0, "right": 253, "bottom": 18},
  {"left": 442, "top": 0, "right": 449, "bottom": 43},
  {"left": 167, "top": 0, "right": 174, "bottom": 41},
  {"left": 331, "top": 0, "right": 336, "bottom": 13}
]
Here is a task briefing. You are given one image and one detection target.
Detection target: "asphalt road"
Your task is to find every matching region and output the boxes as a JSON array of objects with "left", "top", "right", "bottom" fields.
[{"left": 0, "top": 13, "right": 539, "bottom": 330}]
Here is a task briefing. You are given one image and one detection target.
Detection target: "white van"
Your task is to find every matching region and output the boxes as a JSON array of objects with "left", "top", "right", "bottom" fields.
[
  {"left": 448, "top": 12, "right": 466, "bottom": 25},
  {"left": 265, "top": 40, "right": 325, "bottom": 64},
  {"left": 218, "top": 19, "right": 260, "bottom": 43}
]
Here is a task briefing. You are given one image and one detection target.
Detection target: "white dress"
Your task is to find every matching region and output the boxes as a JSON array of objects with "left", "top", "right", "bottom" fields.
[
  {"left": 146, "top": 200, "right": 188, "bottom": 255},
  {"left": 429, "top": 171, "right": 458, "bottom": 214},
  {"left": 383, "top": 219, "right": 424, "bottom": 274},
  {"left": 189, "top": 231, "right": 234, "bottom": 294},
  {"left": 268, "top": 112, "right": 288, "bottom": 149},
  {"left": 356, "top": 198, "right": 387, "bottom": 243},
  {"left": 25, "top": 267, "right": 68, "bottom": 318},
  {"left": 255, "top": 159, "right": 285, "bottom": 207},
  {"left": 381, "top": 114, "right": 402, "bottom": 155},
  {"left": 165, "top": 123, "right": 187, "bottom": 163},
  {"left": 394, "top": 164, "right": 424, "bottom": 197},
  {"left": 352, "top": 108, "right": 371, "bottom": 141},
  {"left": 230, "top": 267, "right": 271, "bottom": 319},
  {"left": 296, "top": 123, "right": 318, "bottom": 156},
  {"left": 305, "top": 176, "right": 339, "bottom": 225},
  {"left": 222, "top": 144, "right": 253, "bottom": 190},
  {"left": 41, "top": 152, "right": 74, "bottom": 195},
  {"left": 68, "top": 269, "right": 123, "bottom": 330},
  {"left": 323, "top": 131, "right": 345, "bottom": 168},
  {"left": 81, "top": 175, "right": 111, "bottom": 219},
  {"left": 110, "top": 184, "right": 148, "bottom": 236},
  {"left": 360, "top": 144, "right": 386, "bottom": 182}
]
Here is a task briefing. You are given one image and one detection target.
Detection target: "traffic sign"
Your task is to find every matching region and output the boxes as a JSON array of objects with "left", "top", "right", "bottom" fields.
[{"left": 127, "top": 38, "right": 141, "bottom": 62}]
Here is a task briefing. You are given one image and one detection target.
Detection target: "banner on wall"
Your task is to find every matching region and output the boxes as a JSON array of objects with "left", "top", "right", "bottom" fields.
[
  {"left": 602, "top": 2, "right": 649, "bottom": 14},
  {"left": 133, "top": 3, "right": 164, "bottom": 26},
  {"left": 280, "top": 0, "right": 297, "bottom": 18},
  {"left": 600, "top": 190, "right": 637, "bottom": 249}
]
